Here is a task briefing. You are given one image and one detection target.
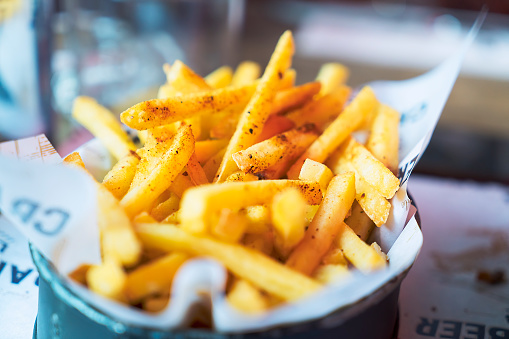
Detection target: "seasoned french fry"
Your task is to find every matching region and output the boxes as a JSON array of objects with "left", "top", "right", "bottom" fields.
[
  {"left": 286, "top": 172, "right": 355, "bottom": 276},
  {"left": 164, "top": 60, "right": 211, "bottom": 93},
  {"left": 86, "top": 259, "right": 126, "bottom": 301},
  {"left": 270, "top": 81, "right": 321, "bottom": 116},
  {"left": 232, "top": 124, "right": 319, "bottom": 175},
  {"left": 212, "top": 208, "right": 248, "bottom": 243},
  {"left": 121, "top": 82, "right": 257, "bottom": 130},
  {"left": 322, "top": 247, "right": 349, "bottom": 266},
  {"left": 279, "top": 68, "right": 296, "bottom": 90},
  {"left": 133, "top": 212, "right": 158, "bottom": 223},
  {"left": 255, "top": 114, "right": 295, "bottom": 143},
  {"left": 345, "top": 201, "right": 376, "bottom": 241},
  {"left": 195, "top": 139, "right": 229, "bottom": 164},
  {"left": 334, "top": 222, "right": 387, "bottom": 273},
  {"left": 73, "top": 96, "right": 136, "bottom": 160},
  {"left": 366, "top": 104, "right": 400, "bottom": 174},
  {"left": 286, "top": 85, "right": 351, "bottom": 129},
  {"left": 331, "top": 136, "right": 399, "bottom": 199},
  {"left": 272, "top": 188, "right": 307, "bottom": 259},
  {"left": 169, "top": 172, "right": 195, "bottom": 198},
  {"left": 215, "top": 31, "right": 295, "bottom": 182},
  {"left": 298, "top": 159, "right": 334, "bottom": 195},
  {"left": 205, "top": 66, "right": 233, "bottom": 88},
  {"left": 242, "top": 232, "right": 274, "bottom": 256},
  {"left": 203, "top": 147, "right": 226, "bottom": 182},
  {"left": 231, "top": 61, "right": 261, "bottom": 86},
  {"left": 225, "top": 171, "right": 259, "bottom": 182},
  {"left": 150, "top": 192, "right": 180, "bottom": 222},
  {"left": 121, "top": 124, "right": 195, "bottom": 218},
  {"left": 227, "top": 279, "right": 270, "bottom": 313},
  {"left": 186, "top": 152, "right": 209, "bottom": 186},
  {"left": 180, "top": 179, "right": 322, "bottom": 235},
  {"left": 63, "top": 151, "right": 86, "bottom": 169},
  {"left": 102, "top": 151, "right": 140, "bottom": 200},
  {"left": 136, "top": 224, "right": 322, "bottom": 301},
  {"left": 315, "top": 63, "right": 349, "bottom": 96},
  {"left": 287, "top": 86, "right": 378, "bottom": 179},
  {"left": 243, "top": 205, "right": 271, "bottom": 234},
  {"left": 124, "top": 252, "right": 189, "bottom": 304}
]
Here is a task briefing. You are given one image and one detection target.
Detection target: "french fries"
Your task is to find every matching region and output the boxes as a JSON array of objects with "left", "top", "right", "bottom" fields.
[{"left": 68, "top": 29, "right": 406, "bottom": 319}]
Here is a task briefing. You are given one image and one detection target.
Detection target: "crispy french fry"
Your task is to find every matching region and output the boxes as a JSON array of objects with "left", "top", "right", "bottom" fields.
[
  {"left": 215, "top": 31, "right": 295, "bottom": 182},
  {"left": 279, "top": 69, "right": 296, "bottom": 90},
  {"left": 121, "top": 82, "right": 257, "bottom": 130},
  {"left": 164, "top": 60, "right": 211, "bottom": 93},
  {"left": 86, "top": 259, "right": 126, "bottom": 301},
  {"left": 124, "top": 252, "right": 189, "bottom": 304},
  {"left": 242, "top": 232, "right": 274, "bottom": 256},
  {"left": 73, "top": 97, "right": 137, "bottom": 160},
  {"left": 133, "top": 212, "right": 158, "bottom": 223},
  {"left": 243, "top": 205, "right": 271, "bottom": 234},
  {"left": 136, "top": 224, "right": 322, "bottom": 301},
  {"left": 150, "top": 192, "right": 180, "bottom": 222},
  {"left": 121, "top": 124, "right": 195, "bottom": 218},
  {"left": 332, "top": 136, "right": 399, "bottom": 199},
  {"left": 102, "top": 151, "right": 140, "bottom": 200},
  {"left": 231, "top": 61, "right": 261, "bottom": 86},
  {"left": 212, "top": 208, "right": 248, "bottom": 243},
  {"left": 63, "top": 152, "right": 86, "bottom": 169},
  {"left": 315, "top": 63, "right": 349, "bottom": 96},
  {"left": 322, "top": 247, "right": 349, "bottom": 266},
  {"left": 298, "top": 159, "right": 334, "bottom": 195},
  {"left": 366, "top": 104, "right": 400, "bottom": 174},
  {"left": 287, "top": 86, "right": 378, "bottom": 179},
  {"left": 286, "top": 172, "right": 355, "bottom": 276},
  {"left": 227, "top": 279, "right": 270, "bottom": 313},
  {"left": 205, "top": 66, "right": 233, "bottom": 88},
  {"left": 335, "top": 221, "right": 387, "bottom": 273},
  {"left": 313, "top": 264, "right": 350, "bottom": 285},
  {"left": 232, "top": 124, "right": 319, "bottom": 175},
  {"left": 272, "top": 188, "right": 307, "bottom": 259},
  {"left": 225, "top": 171, "right": 259, "bottom": 182},
  {"left": 286, "top": 85, "right": 351, "bottom": 129},
  {"left": 195, "top": 139, "right": 229, "bottom": 164},
  {"left": 327, "top": 154, "right": 391, "bottom": 227},
  {"left": 169, "top": 172, "right": 195, "bottom": 198},
  {"left": 203, "top": 147, "right": 226, "bottom": 182},
  {"left": 255, "top": 114, "right": 295, "bottom": 143},
  {"left": 345, "top": 201, "right": 376, "bottom": 241},
  {"left": 185, "top": 152, "right": 209, "bottom": 186},
  {"left": 270, "top": 81, "right": 321, "bottom": 116},
  {"left": 180, "top": 179, "right": 322, "bottom": 235}
]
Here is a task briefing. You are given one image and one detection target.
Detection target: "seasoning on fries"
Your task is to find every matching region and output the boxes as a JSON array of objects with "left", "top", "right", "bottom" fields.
[{"left": 68, "top": 29, "right": 401, "bottom": 318}]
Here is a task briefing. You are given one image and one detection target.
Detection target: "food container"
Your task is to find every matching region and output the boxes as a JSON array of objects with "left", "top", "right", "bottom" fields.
[{"left": 31, "top": 202, "right": 418, "bottom": 339}]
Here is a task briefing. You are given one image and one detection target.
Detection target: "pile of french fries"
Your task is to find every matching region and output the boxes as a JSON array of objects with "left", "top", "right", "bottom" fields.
[{"left": 66, "top": 30, "right": 401, "bottom": 317}]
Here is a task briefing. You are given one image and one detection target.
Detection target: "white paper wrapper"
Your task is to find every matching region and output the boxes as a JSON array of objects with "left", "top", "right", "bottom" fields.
[{"left": 0, "top": 12, "right": 485, "bottom": 333}]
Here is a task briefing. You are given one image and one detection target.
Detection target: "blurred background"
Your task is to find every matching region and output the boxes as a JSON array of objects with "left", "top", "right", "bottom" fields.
[{"left": 0, "top": 0, "right": 508, "bottom": 183}]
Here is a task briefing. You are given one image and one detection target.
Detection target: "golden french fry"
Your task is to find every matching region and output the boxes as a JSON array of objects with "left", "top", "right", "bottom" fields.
[
  {"left": 142, "top": 293, "right": 170, "bottom": 313},
  {"left": 227, "top": 279, "right": 270, "bottom": 313},
  {"left": 150, "top": 192, "right": 180, "bottom": 222},
  {"left": 133, "top": 212, "right": 158, "bottom": 223},
  {"left": 225, "top": 171, "right": 259, "bottom": 182},
  {"left": 121, "top": 82, "right": 257, "bottom": 130},
  {"left": 270, "top": 81, "right": 321, "bottom": 116},
  {"left": 322, "top": 247, "right": 349, "bottom": 266},
  {"left": 298, "top": 159, "right": 334, "bottom": 195},
  {"left": 203, "top": 147, "right": 226, "bottom": 182},
  {"left": 232, "top": 124, "right": 319, "bottom": 175},
  {"left": 121, "top": 124, "right": 195, "bottom": 218},
  {"left": 215, "top": 31, "right": 295, "bottom": 182},
  {"left": 136, "top": 223, "right": 322, "bottom": 301},
  {"left": 124, "top": 252, "right": 188, "bottom": 304},
  {"left": 231, "top": 61, "right": 261, "bottom": 86},
  {"left": 186, "top": 152, "right": 209, "bottom": 186},
  {"left": 73, "top": 96, "right": 136, "bottom": 160},
  {"left": 315, "top": 63, "right": 349, "bottom": 96},
  {"left": 287, "top": 86, "right": 378, "bottom": 179},
  {"left": 86, "top": 259, "right": 126, "bottom": 301},
  {"left": 205, "top": 66, "right": 233, "bottom": 88},
  {"left": 332, "top": 136, "right": 399, "bottom": 199},
  {"left": 212, "top": 208, "right": 248, "bottom": 243},
  {"left": 313, "top": 264, "right": 350, "bottom": 285},
  {"left": 102, "top": 151, "right": 140, "bottom": 200},
  {"left": 286, "top": 172, "right": 355, "bottom": 276},
  {"left": 272, "top": 188, "right": 307, "bottom": 259},
  {"left": 195, "top": 139, "right": 229, "bottom": 164},
  {"left": 243, "top": 205, "right": 271, "bottom": 234},
  {"left": 180, "top": 179, "right": 322, "bottom": 235},
  {"left": 164, "top": 60, "right": 211, "bottom": 93},
  {"left": 345, "top": 201, "right": 376, "bottom": 241},
  {"left": 366, "top": 104, "right": 400, "bottom": 174},
  {"left": 63, "top": 152, "right": 86, "bottom": 169},
  {"left": 255, "top": 114, "right": 295, "bottom": 143},
  {"left": 335, "top": 221, "right": 387, "bottom": 273},
  {"left": 169, "top": 172, "right": 195, "bottom": 198},
  {"left": 242, "top": 232, "right": 274, "bottom": 256},
  {"left": 286, "top": 86, "right": 351, "bottom": 129}
]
